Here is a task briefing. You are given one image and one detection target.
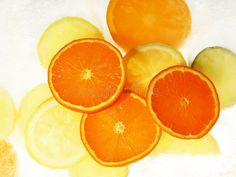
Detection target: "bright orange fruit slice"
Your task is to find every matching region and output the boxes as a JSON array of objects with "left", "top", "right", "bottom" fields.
[
  {"left": 147, "top": 66, "right": 220, "bottom": 139},
  {"left": 81, "top": 92, "right": 161, "bottom": 166},
  {"left": 124, "top": 43, "right": 186, "bottom": 97},
  {"left": 107, "top": 0, "right": 191, "bottom": 51},
  {"left": 48, "top": 39, "right": 125, "bottom": 113},
  {"left": 0, "top": 139, "right": 17, "bottom": 177}
]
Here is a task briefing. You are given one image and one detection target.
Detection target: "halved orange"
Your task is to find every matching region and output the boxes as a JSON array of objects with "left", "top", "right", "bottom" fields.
[
  {"left": 81, "top": 92, "right": 161, "bottom": 166},
  {"left": 0, "top": 139, "right": 17, "bottom": 177},
  {"left": 147, "top": 66, "right": 220, "bottom": 139},
  {"left": 107, "top": 0, "right": 191, "bottom": 51},
  {"left": 48, "top": 39, "right": 125, "bottom": 113}
]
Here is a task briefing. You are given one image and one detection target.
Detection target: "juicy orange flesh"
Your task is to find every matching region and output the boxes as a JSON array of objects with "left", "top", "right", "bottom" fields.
[
  {"left": 83, "top": 93, "right": 158, "bottom": 163},
  {"left": 108, "top": 0, "right": 191, "bottom": 50},
  {"left": 151, "top": 70, "right": 216, "bottom": 136},
  {"left": 51, "top": 41, "right": 122, "bottom": 107}
]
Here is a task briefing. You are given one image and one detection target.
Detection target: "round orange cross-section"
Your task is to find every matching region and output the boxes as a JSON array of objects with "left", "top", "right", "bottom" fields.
[
  {"left": 147, "top": 66, "right": 220, "bottom": 139},
  {"left": 81, "top": 92, "right": 161, "bottom": 166},
  {"left": 48, "top": 39, "right": 125, "bottom": 113}
]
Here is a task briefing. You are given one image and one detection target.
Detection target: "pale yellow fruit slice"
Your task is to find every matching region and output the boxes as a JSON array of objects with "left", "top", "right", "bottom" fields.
[
  {"left": 69, "top": 155, "right": 129, "bottom": 177},
  {"left": 0, "top": 138, "right": 18, "bottom": 177},
  {"left": 0, "top": 87, "right": 16, "bottom": 137},
  {"left": 192, "top": 46, "right": 236, "bottom": 108},
  {"left": 38, "top": 17, "right": 103, "bottom": 69},
  {"left": 124, "top": 43, "right": 186, "bottom": 97},
  {"left": 25, "top": 98, "right": 87, "bottom": 169},
  {"left": 18, "top": 83, "right": 52, "bottom": 132},
  {"left": 151, "top": 132, "right": 219, "bottom": 156}
]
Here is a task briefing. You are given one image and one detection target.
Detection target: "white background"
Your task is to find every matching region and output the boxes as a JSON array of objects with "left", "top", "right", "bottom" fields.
[{"left": 0, "top": 0, "right": 236, "bottom": 177}]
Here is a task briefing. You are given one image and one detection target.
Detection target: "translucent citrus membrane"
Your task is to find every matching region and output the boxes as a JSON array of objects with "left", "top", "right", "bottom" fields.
[
  {"left": 38, "top": 16, "right": 103, "bottom": 69},
  {"left": 18, "top": 83, "right": 52, "bottom": 132},
  {"left": 151, "top": 132, "right": 219, "bottom": 156},
  {"left": 192, "top": 46, "right": 236, "bottom": 108},
  {"left": 0, "top": 138, "right": 18, "bottom": 177},
  {"left": 69, "top": 155, "right": 129, "bottom": 177},
  {"left": 0, "top": 87, "right": 16, "bottom": 137},
  {"left": 25, "top": 98, "right": 87, "bottom": 169},
  {"left": 124, "top": 43, "right": 186, "bottom": 97}
]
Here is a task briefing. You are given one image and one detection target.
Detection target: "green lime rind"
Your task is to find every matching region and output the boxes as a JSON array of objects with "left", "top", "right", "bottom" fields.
[{"left": 192, "top": 46, "right": 236, "bottom": 108}]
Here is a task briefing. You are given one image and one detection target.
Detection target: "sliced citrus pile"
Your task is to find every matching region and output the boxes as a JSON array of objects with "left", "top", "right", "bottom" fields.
[
  {"left": 81, "top": 92, "right": 161, "bottom": 166},
  {"left": 69, "top": 155, "right": 129, "bottom": 177},
  {"left": 192, "top": 47, "right": 236, "bottom": 108},
  {"left": 107, "top": 0, "right": 191, "bottom": 51},
  {"left": 18, "top": 83, "right": 52, "bottom": 131},
  {"left": 48, "top": 39, "right": 125, "bottom": 113},
  {"left": 151, "top": 132, "right": 219, "bottom": 156},
  {"left": 147, "top": 66, "right": 220, "bottom": 139},
  {"left": 0, "top": 139, "right": 17, "bottom": 177},
  {"left": 0, "top": 87, "right": 16, "bottom": 137},
  {"left": 25, "top": 98, "right": 87, "bottom": 168},
  {"left": 38, "top": 17, "right": 103, "bottom": 68},
  {"left": 124, "top": 43, "right": 186, "bottom": 97}
]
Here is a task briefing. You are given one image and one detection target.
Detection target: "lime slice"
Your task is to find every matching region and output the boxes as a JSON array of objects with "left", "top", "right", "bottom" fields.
[
  {"left": 0, "top": 138, "right": 18, "bottom": 177},
  {"left": 0, "top": 87, "right": 16, "bottom": 137},
  {"left": 18, "top": 84, "right": 52, "bottom": 132},
  {"left": 69, "top": 155, "right": 129, "bottom": 177},
  {"left": 25, "top": 98, "right": 87, "bottom": 169},
  {"left": 38, "top": 16, "right": 103, "bottom": 69},
  {"left": 192, "top": 46, "right": 236, "bottom": 108},
  {"left": 124, "top": 43, "right": 186, "bottom": 97}
]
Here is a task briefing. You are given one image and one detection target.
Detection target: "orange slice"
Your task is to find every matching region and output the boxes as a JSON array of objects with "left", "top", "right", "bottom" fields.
[
  {"left": 124, "top": 43, "right": 186, "bottom": 97},
  {"left": 0, "top": 139, "right": 17, "bottom": 177},
  {"left": 81, "top": 92, "right": 161, "bottom": 167},
  {"left": 107, "top": 0, "right": 191, "bottom": 51},
  {"left": 48, "top": 39, "right": 125, "bottom": 113},
  {"left": 147, "top": 66, "right": 220, "bottom": 139}
]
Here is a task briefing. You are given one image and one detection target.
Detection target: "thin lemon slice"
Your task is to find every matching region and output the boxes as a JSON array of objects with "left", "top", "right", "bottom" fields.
[
  {"left": 151, "top": 132, "right": 219, "bottom": 156},
  {"left": 0, "top": 87, "right": 16, "bottom": 137},
  {"left": 124, "top": 43, "right": 186, "bottom": 97},
  {"left": 0, "top": 138, "right": 18, "bottom": 177},
  {"left": 38, "top": 17, "right": 103, "bottom": 69},
  {"left": 69, "top": 155, "right": 129, "bottom": 177},
  {"left": 25, "top": 98, "right": 87, "bottom": 169},
  {"left": 18, "top": 84, "right": 52, "bottom": 132},
  {"left": 192, "top": 46, "right": 236, "bottom": 108}
]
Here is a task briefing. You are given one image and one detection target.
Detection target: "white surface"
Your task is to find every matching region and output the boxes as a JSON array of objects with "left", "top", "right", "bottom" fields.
[{"left": 0, "top": 0, "right": 236, "bottom": 177}]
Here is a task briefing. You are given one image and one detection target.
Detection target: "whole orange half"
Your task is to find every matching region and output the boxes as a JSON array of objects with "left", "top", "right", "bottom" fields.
[
  {"left": 81, "top": 92, "right": 161, "bottom": 167},
  {"left": 48, "top": 39, "right": 125, "bottom": 113},
  {"left": 147, "top": 66, "right": 220, "bottom": 139}
]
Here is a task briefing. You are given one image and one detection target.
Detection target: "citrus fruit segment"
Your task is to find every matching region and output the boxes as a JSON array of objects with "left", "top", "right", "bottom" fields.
[
  {"left": 25, "top": 98, "right": 87, "bottom": 169},
  {"left": 0, "top": 87, "right": 16, "bottom": 137},
  {"left": 107, "top": 0, "right": 191, "bottom": 51},
  {"left": 192, "top": 47, "right": 236, "bottom": 108},
  {"left": 38, "top": 17, "right": 103, "bottom": 69},
  {"left": 151, "top": 132, "right": 219, "bottom": 156},
  {"left": 147, "top": 66, "right": 220, "bottom": 139},
  {"left": 48, "top": 39, "right": 125, "bottom": 113},
  {"left": 0, "top": 139, "right": 18, "bottom": 177},
  {"left": 124, "top": 43, "right": 186, "bottom": 97},
  {"left": 69, "top": 155, "right": 129, "bottom": 177},
  {"left": 81, "top": 92, "right": 161, "bottom": 167},
  {"left": 18, "top": 84, "right": 52, "bottom": 131}
]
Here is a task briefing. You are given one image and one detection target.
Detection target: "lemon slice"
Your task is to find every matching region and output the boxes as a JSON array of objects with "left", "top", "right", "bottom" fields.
[
  {"left": 192, "top": 46, "right": 236, "bottom": 108},
  {"left": 0, "top": 138, "right": 18, "bottom": 177},
  {"left": 124, "top": 43, "right": 186, "bottom": 97},
  {"left": 151, "top": 132, "right": 219, "bottom": 156},
  {"left": 18, "top": 84, "right": 52, "bottom": 132},
  {"left": 38, "top": 16, "right": 103, "bottom": 69},
  {"left": 0, "top": 87, "right": 16, "bottom": 137},
  {"left": 25, "top": 98, "right": 87, "bottom": 169},
  {"left": 69, "top": 155, "right": 129, "bottom": 177}
]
